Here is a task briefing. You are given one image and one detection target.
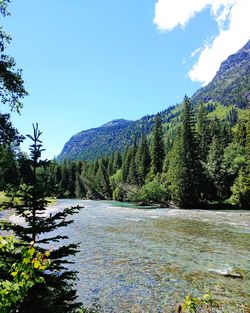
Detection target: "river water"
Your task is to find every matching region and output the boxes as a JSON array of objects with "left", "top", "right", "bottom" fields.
[{"left": 1, "top": 199, "right": 250, "bottom": 312}]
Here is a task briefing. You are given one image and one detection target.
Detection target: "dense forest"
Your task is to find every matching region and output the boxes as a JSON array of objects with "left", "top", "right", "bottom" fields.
[
  {"left": 1, "top": 93, "right": 249, "bottom": 212},
  {"left": 44, "top": 98, "right": 250, "bottom": 209}
]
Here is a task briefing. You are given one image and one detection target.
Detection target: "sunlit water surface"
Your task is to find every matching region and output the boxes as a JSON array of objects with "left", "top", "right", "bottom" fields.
[{"left": 1, "top": 199, "right": 250, "bottom": 312}]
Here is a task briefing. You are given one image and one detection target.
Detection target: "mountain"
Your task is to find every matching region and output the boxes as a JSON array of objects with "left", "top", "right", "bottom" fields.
[
  {"left": 58, "top": 40, "right": 250, "bottom": 161},
  {"left": 57, "top": 106, "right": 178, "bottom": 161},
  {"left": 192, "top": 40, "right": 250, "bottom": 108},
  {"left": 58, "top": 119, "right": 135, "bottom": 161}
]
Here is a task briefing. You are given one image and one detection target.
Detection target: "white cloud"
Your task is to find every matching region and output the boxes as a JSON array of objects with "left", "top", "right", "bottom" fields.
[{"left": 154, "top": 0, "right": 250, "bottom": 85}]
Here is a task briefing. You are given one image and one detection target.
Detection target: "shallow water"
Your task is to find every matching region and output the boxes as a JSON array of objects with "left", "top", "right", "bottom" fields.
[{"left": 2, "top": 199, "right": 250, "bottom": 312}]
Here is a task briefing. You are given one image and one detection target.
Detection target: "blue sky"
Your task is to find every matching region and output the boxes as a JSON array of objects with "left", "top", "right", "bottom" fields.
[{"left": 2, "top": 0, "right": 249, "bottom": 159}]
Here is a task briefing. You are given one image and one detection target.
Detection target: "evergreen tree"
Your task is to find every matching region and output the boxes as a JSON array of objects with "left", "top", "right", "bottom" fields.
[
  {"left": 167, "top": 97, "right": 200, "bottom": 208},
  {"left": 68, "top": 162, "right": 77, "bottom": 197},
  {"left": 206, "top": 135, "right": 226, "bottom": 199},
  {"left": 6, "top": 124, "right": 82, "bottom": 312},
  {"left": 230, "top": 112, "right": 250, "bottom": 208},
  {"left": 136, "top": 134, "right": 151, "bottom": 185},
  {"left": 246, "top": 111, "right": 250, "bottom": 154},
  {"left": 167, "top": 136, "right": 187, "bottom": 207},
  {"left": 127, "top": 146, "right": 139, "bottom": 185},
  {"left": 0, "top": 145, "right": 19, "bottom": 189},
  {"left": 112, "top": 151, "right": 122, "bottom": 173},
  {"left": 17, "top": 152, "right": 35, "bottom": 185},
  {"left": 230, "top": 168, "right": 250, "bottom": 208},
  {"left": 75, "top": 174, "right": 86, "bottom": 199},
  {"left": 58, "top": 161, "right": 70, "bottom": 197},
  {"left": 196, "top": 103, "right": 210, "bottom": 162},
  {"left": 121, "top": 147, "right": 132, "bottom": 182},
  {"left": 150, "top": 114, "right": 165, "bottom": 175},
  {"left": 95, "top": 159, "right": 112, "bottom": 199},
  {"left": 181, "top": 96, "right": 200, "bottom": 207}
]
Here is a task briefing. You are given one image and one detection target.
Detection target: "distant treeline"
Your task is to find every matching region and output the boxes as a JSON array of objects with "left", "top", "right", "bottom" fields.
[
  {"left": 1, "top": 98, "right": 249, "bottom": 209},
  {"left": 48, "top": 98, "right": 249, "bottom": 209}
]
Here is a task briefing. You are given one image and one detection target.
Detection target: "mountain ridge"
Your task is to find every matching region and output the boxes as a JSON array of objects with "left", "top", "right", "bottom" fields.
[
  {"left": 58, "top": 39, "right": 250, "bottom": 161},
  {"left": 192, "top": 39, "right": 250, "bottom": 108}
]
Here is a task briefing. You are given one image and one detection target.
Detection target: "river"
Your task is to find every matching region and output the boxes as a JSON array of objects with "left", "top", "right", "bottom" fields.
[{"left": 1, "top": 199, "right": 250, "bottom": 312}]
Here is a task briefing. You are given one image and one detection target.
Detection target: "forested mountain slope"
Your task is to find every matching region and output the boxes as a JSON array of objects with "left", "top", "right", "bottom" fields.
[
  {"left": 58, "top": 107, "right": 178, "bottom": 161},
  {"left": 58, "top": 40, "right": 250, "bottom": 161},
  {"left": 58, "top": 119, "right": 134, "bottom": 161},
  {"left": 192, "top": 40, "right": 250, "bottom": 108}
]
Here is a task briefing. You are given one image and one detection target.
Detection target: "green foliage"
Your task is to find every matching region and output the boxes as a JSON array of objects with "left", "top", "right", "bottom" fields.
[
  {"left": 49, "top": 100, "right": 250, "bottom": 210},
  {"left": 136, "top": 178, "right": 169, "bottom": 204},
  {"left": 150, "top": 114, "right": 165, "bottom": 175},
  {"left": 196, "top": 103, "right": 210, "bottom": 161},
  {"left": 2, "top": 124, "right": 83, "bottom": 312},
  {"left": 206, "top": 135, "right": 226, "bottom": 199},
  {"left": 0, "top": 0, "right": 28, "bottom": 113},
  {"left": 0, "top": 145, "right": 19, "bottom": 190},
  {"left": 166, "top": 97, "right": 200, "bottom": 208},
  {"left": 58, "top": 107, "right": 178, "bottom": 162},
  {"left": 95, "top": 159, "right": 112, "bottom": 199},
  {"left": 127, "top": 145, "right": 139, "bottom": 185},
  {"left": 180, "top": 293, "right": 216, "bottom": 313},
  {"left": 0, "top": 113, "right": 24, "bottom": 146},
  {"left": 136, "top": 134, "right": 151, "bottom": 185},
  {"left": 230, "top": 167, "right": 250, "bottom": 208},
  {"left": 0, "top": 235, "right": 50, "bottom": 312}
]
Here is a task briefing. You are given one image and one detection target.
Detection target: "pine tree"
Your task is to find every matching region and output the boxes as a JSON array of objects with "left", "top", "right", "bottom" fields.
[
  {"left": 150, "top": 114, "right": 165, "bottom": 175},
  {"left": 127, "top": 146, "right": 139, "bottom": 186},
  {"left": 121, "top": 147, "right": 132, "bottom": 182},
  {"left": 136, "top": 134, "right": 151, "bottom": 185},
  {"left": 196, "top": 103, "right": 210, "bottom": 162},
  {"left": 206, "top": 135, "right": 226, "bottom": 199},
  {"left": 167, "top": 97, "right": 200, "bottom": 208},
  {"left": 167, "top": 136, "right": 187, "bottom": 206},
  {"left": 68, "top": 162, "right": 77, "bottom": 197},
  {"left": 75, "top": 174, "right": 86, "bottom": 199},
  {"left": 95, "top": 158, "right": 112, "bottom": 199},
  {"left": 112, "top": 152, "right": 122, "bottom": 173},
  {"left": 230, "top": 112, "right": 250, "bottom": 208},
  {"left": 0, "top": 145, "right": 19, "bottom": 189},
  {"left": 181, "top": 96, "right": 200, "bottom": 207},
  {"left": 6, "top": 124, "right": 82, "bottom": 313},
  {"left": 246, "top": 111, "right": 250, "bottom": 155}
]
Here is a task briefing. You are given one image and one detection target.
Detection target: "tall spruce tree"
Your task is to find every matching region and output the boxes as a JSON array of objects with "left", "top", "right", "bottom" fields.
[
  {"left": 112, "top": 151, "right": 122, "bottom": 173},
  {"left": 127, "top": 145, "right": 139, "bottom": 186},
  {"left": 167, "top": 135, "right": 187, "bottom": 206},
  {"left": 230, "top": 112, "right": 250, "bottom": 207},
  {"left": 150, "top": 114, "right": 165, "bottom": 175},
  {"left": 168, "top": 96, "right": 200, "bottom": 208},
  {"left": 196, "top": 103, "right": 210, "bottom": 162},
  {"left": 95, "top": 158, "right": 112, "bottom": 199},
  {"left": 121, "top": 147, "right": 132, "bottom": 182},
  {"left": 136, "top": 134, "right": 151, "bottom": 185},
  {"left": 181, "top": 96, "right": 200, "bottom": 207},
  {"left": 6, "top": 124, "right": 82, "bottom": 313}
]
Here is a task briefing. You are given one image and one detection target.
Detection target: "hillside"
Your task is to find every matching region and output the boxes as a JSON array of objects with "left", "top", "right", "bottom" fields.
[
  {"left": 58, "top": 40, "right": 250, "bottom": 161},
  {"left": 192, "top": 40, "right": 250, "bottom": 108},
  {"left": 58, "top": 119, "right": 134, "bottom": 161}
]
